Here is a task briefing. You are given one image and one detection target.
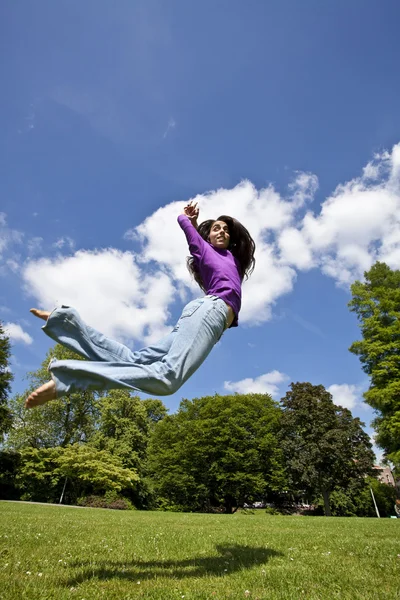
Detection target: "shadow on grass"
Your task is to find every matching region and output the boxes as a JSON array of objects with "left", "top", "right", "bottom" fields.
[{"left": 65, "top": 543, "right": 282, "bottom": 585}]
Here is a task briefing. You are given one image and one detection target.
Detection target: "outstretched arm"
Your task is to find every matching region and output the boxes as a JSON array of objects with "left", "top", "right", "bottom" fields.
[{"left": 178, "top": 201, "right": 205, "bottom": 259}]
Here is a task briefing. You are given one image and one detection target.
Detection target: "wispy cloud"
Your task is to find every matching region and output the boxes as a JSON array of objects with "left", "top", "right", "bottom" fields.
[
  {"left": 284, "top": 309, "right": 325, "bottom": 338},
  {"left": 53, "top": 237, "right": 75, "bottom": 251},
  {"left": 163, "top": 117, "right": 176, "bottom": 139},
  {"left": 27, "top": 237, "right": 43, "bottom": 256}
]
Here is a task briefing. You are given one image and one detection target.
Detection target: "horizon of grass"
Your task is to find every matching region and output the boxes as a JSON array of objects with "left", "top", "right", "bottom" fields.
[{"left": 0, "top": 501, "right": 399, "bottom": 600}]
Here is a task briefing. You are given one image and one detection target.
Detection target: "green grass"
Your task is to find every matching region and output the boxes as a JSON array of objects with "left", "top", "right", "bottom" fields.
[{"left": 0, "top": 502, "right": 399, "bottom": 600}]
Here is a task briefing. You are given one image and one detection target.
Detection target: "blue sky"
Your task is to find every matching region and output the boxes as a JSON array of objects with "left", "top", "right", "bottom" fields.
[{"left": 2, "top": 1, "right": 400, "bottom": 461}]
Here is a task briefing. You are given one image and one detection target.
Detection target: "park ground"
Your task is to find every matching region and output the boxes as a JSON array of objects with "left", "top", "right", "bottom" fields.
[{"left": 0, "top": 502, "right": 399, "bottom": 600}]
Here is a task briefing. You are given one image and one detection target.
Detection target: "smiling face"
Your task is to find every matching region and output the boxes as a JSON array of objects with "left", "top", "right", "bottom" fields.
[{"left": 209, "top": 220, "right": 230, "bottom": 249}]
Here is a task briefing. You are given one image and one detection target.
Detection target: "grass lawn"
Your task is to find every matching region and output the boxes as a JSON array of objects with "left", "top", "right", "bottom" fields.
[{"left": 0, "top": 502, "right": 399, "bottom": 600}]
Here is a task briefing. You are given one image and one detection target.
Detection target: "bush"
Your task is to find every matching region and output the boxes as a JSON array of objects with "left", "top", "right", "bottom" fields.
[
  {"left": 155, "top": 497, "right": 185, "bottom": 512},
  {"left": 77, "top": 492, "right": 134, "bottom": 510},
  {"left": 265, "top": 506, "right": 280, "bottom": 516}
]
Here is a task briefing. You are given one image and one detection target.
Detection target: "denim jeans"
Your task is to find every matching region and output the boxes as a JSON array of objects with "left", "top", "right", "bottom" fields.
[{"left": 43, "top": 296, "right": 229, "bottom": 397}]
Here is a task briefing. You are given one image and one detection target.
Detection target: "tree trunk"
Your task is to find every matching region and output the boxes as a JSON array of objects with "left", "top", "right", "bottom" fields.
[
  {"left": 322, "top": 488, "right": 331, "bottom": 516},
  {"left": 224, "top": 498, "right": 234, "bottom": 514},
  {"left": 59, "top": 476, "right": 68, "bottom": 504}
]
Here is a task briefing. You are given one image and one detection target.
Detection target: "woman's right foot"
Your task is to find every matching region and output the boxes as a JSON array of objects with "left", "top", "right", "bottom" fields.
[
  {"left": 25, "top": 380, "right": 57, "bottom": 408},
  {"left": 30, "top": 308, "right": 50, "bottom": 322}
]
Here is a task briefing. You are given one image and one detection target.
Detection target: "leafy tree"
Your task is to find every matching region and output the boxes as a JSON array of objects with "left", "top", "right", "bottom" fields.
[
  {"left": 148, "top": 393, "right": 285, "bottom": 513},
  {"left": 6, "top": 344, "right": 99, "bottom": 449},
  {"left": 314, "top": 477, "right": 396, "bottom": 517},
  {"left": 348, "top": 262, "right": 400, "bottom": 472},
  {"left": 279, "top": 382, "right": 375, "bottom": 516},
  {"left": 90, "top": 391, "right": 167, "bottom": 508},
  {"left": 56, "top": 444, "right": 138, "bottom": 497},
  {"left": 142, "top": 398, "right": 168, "bottom": 425},
  {"left": 92, "top": 391, "right": 167, "bottom": 470},
  {"left": 0, "top": 321, "right": 13, "bottom": 439},
  {"left": 16, "top": 447, "right": 63, "bottom": 502},
  {"left": 16, "top": 444, "right": 138, "bottom": 503}
]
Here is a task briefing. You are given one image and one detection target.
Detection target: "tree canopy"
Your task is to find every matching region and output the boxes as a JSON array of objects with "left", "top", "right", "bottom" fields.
[
  {"left": 279, "top": 382, "right": 375, "bottom": 516},
  {"left": 148, "top": 393, "right": 285, "bottom": 513},
  {"left": 349, "top": 262, "right": 400, "bottom": 471}
]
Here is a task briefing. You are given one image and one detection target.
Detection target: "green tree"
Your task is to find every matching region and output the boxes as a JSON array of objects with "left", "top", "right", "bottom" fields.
[
  {"left": 279, "top": 382, "right": 375, "bottom": 516},
  {"left": 91, "top": 391, "right": 167, "bottom": 508},
  {"left": 57, "top": 443, "right": 138, "bottom": 498},
  {"left": 348, "top": 262, "right": 400, "bottom": 472},
  {"left": 6, "top": 344, "right": 99, "bottom": 449},
  {"left": 16, "top": 444, "right": 138, "bottom": 503},
  {"left": 148, "top": 393, "right": 285, "bottom": 513},
  {"left": 0, "top": 321, "right": 13, "bottom": 439},
  {"left": 16, "top": 447, "right": 63, "bottom": 502}
]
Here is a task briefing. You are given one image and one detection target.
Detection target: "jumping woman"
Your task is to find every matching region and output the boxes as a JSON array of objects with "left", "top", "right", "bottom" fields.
[{"left": 25, "top": 202, "right": 255, "bottom": 408}]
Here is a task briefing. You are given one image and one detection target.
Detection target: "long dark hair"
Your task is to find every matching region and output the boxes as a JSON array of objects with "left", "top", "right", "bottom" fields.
[{"left": 187, "top": 215, "right": 256, "bottom": 292}]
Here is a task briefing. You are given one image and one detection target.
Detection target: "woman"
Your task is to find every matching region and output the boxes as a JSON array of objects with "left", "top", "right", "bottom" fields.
[{"left": 25, "top": 202, "right": 255, "bottom": 408}]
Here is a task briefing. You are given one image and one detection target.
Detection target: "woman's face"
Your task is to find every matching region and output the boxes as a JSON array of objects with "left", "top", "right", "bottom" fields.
[{"left": 209, "top": 220, "right": 230, "bottom": 249}]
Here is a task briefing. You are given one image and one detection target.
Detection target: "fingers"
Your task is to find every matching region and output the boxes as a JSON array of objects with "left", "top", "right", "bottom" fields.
[
  {"left": 186, "top": 200, "right": 198, "bottom": 211},
  {"left": 185, "top": 201, "right": 199, "bottom": 217}
]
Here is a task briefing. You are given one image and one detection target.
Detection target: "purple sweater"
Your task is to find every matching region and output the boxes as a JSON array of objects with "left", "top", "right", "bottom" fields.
[{"left": 178, "top": 214, "right": 242, "bottom": 327}]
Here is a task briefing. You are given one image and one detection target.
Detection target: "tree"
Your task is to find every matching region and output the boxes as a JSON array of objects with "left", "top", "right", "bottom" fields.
[
  {"left": 279, "top": 382, "right": 375, "bottom": 516},
  {"left": 90, "top": 391, "right": 167, "bottom": 508},
  {"left": 0, "top": 321, "right": 13, "bottom": 439},
  {"left": 56, "top": 444, "right": 138, "bottom": 497},
  {"left": 148, "top": 393, "right": 285, "bottom": 513},
  {"left": 348, "top": 262, "right": 400, "bottom": 472},
  {"left": 16, "top": 444, "right": 138, "bottom": 503},
  {"left": 314, "top": 478, "right": 396, "bottom": 517},
  {"left": 6, "top": 344, "right": 99, "bottom": 450}
]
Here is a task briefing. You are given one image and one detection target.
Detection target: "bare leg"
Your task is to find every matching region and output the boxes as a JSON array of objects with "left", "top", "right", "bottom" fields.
[
  {"left": 25, "top": 380, "right": 57, "bottom": 408},
  {"left": 30, "top": 308, "right": 50, "bottom": 322}
]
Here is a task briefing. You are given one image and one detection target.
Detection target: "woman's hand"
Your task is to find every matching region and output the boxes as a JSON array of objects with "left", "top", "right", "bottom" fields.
[{"left": 183, "top": 201, "right": 199, "bottom": 228}]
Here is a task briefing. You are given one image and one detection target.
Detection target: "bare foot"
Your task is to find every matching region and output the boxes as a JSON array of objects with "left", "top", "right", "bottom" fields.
[
  {"left": 25, "top": 380, "right": 57, "bottom": 409},
  {"left": 30, "top": 308, "right": 50, "bottom": 322}
]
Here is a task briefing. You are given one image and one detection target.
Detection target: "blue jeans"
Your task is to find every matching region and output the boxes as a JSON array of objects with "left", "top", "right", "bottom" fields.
[{"left": 43, "top": 296, "right": 229, "bottom": 397}]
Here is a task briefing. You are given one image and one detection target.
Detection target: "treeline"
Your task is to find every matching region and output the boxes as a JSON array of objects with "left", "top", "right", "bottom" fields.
[{"left": 0, "top": 344, "right": 395, "bottom": 517}]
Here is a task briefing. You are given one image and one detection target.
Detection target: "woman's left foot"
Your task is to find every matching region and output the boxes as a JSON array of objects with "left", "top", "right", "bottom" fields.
[
  {"left": 25, "top": 380, "right": 57, "bottom": 409},
  {"left": 30, "top": 308, "right": 50, "bottom": 321}
]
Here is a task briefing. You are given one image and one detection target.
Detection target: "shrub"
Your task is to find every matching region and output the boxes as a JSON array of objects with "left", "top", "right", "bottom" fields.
[
  {"left": 77, "top": 493, "right": 134, "bottom": 510},
  {"left": 265, "top": 506, "right": 280, "bottom": 516}
]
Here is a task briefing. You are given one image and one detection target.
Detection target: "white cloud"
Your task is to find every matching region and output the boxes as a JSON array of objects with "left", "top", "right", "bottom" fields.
[
  {"left": 283, "top": 142, "right": 400, "bottom": 285},
  {"left": 23, "top": 249, "right": 175, "bottom": 345},
  {"left": 327, "top": 383, "right": 360, "bottom": 410},
  {"left": 224, "top": 370, "right": 289, "bottom": 397},
  {"left": 288, "top": 171, "right": 319, "bottom": 208},
  {"left": 278, "top": 227, "right": 314, "bottom": 270},
  {"left": 4, "top": 322, "right": 33, "bottom": 345}
]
